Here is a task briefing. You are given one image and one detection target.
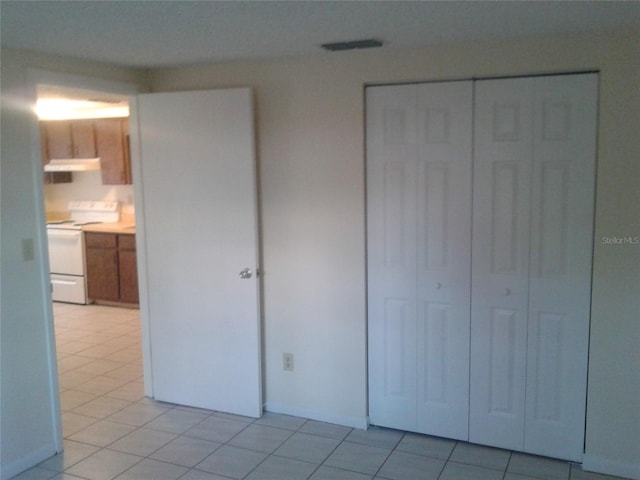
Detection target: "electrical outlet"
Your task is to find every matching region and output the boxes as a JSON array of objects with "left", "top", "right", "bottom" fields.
[{"left": 283, "top": 352, "right": 294, "bottom": 372}]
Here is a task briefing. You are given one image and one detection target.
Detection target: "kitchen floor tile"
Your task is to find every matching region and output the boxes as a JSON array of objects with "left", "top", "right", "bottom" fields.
[
  {"left": 144, "top": 408, "right": 209, "bottom": 434},
  {"left": 345, "top": 426, "right": 404, "bottom": 450},
  {"left": 299, "top": 420, "right": 353, "bottom": 441},
  {"left": 178, "top": 470, "right": 233, "bottom": 480},
  {"left": 10, "top": 466, "right": 59, "bottom": 480},
  {"left": 227, "top": 423, "right": 293, "bottom": 453},
  {"left": 394, "top": 432, "right": 456, "bottom": 459},
  {"left": 38, "top": 440, "right": 100, "bottom": 472},
  {"left": 508, "top": 453, "right": 571, "bottom": 480},
  {"left": 309, "top": 465, "right": 373, "bottom": 480},
  {"left": 59, "top": 389, "right": 98, "bottom": 411},
  {"left": 108, "top": 427, "right": 177, "bottom": 457},
  {"left": 60, "top": 412, "right": 98, "bottom": 437},
  {"left": 112, "top": 458, "right": 188, "bottom": 480},
  {"left": 65, "top": 449, "right": 142, "bottom": 480},
  {"left": 195, "top": 445, "right": 268, "bottom": 479},
  {"left": 72, "top": 375, "right": 129, "bottom": 396},
  {"left": 253, "top": 412, "right": 307, "bottom": 431},
  {"left": 104, "top": 380, "right": 145, "bottom": 402},
  {"left": 324, "top": 441, "right": 391, "bottom": 475},
  {"left": 68, "top": 419, "right": 136, "bottom": 447},
  {"left": 185, "top": 415, "right": 250, "bottom": 443},
  {"left": 376, "top": 450, "right": 445, "bottom": 480},
  {"left": 449, "top": 442, "right": 511, "bottom": 470},
  {"left": 70, "top": 395, "right": 131, "bottom": 419},
  {"left": 244, "top": 455, "right": 318, "bottom": 480},
  {"left": 274, "top": 432, "right": 341, "bottom": 464},
  {"left": 106, "top": 400, "right": 169, "bottom": 426},
  {"left": 150, "top": 435, "right": 222, "bottom": 467},
  {"left": 439, "top": 461, "right": 504, "bottom": 480}
]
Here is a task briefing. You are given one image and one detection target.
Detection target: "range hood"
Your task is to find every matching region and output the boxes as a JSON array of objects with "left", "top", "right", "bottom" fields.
[{"left": 44, "top": 158, "right": 101, "bottom": 172}]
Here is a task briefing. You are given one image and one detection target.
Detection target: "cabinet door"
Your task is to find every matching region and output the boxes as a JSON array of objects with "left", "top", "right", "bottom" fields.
[
  {"left": 470, "top": 77, "right": 534, "bottom": 451},
  {"left": 118, "top": 235, "right": 139, "bottom": 304},
  {"left": 70, "top": 119, "right": 97, "bottom": 157},
  {"left": 44, "top": 120, "right": 73, "bottom": 159},
  {"left": 40, "top": 122, "right": 72, "bottom": 184},
  {"left": 524, "top": 74, "right": 596, "bottom": 461},
  {"left": 85, "top": 233, "right": 119, "bottom": 301},
  {"left": 95, "top": 118, "right": 130, "bottom": 184}
]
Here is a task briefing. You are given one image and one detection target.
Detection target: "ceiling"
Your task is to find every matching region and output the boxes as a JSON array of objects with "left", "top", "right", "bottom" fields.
[{"left": 1, "top": 1, "right": 639, "bottom": 69}]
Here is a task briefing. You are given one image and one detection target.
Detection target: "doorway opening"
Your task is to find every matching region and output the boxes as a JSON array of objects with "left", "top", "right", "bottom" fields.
[{"left": 35, "top": 82, "right": 145, "bottom": 440}]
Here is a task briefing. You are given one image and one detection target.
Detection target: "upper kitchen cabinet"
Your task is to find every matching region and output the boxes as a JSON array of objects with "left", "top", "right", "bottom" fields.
[
  {"left": 39, "top": 121, "right": 72, "bottom": 184},
  {"left": 41, "top": 119, "right": 97, "bottom": 159},
  {"left": 40, "top": 117, "right": 132, "bottom": 185},
  {"left": 95, "top": 118, "right": 131, "bottom": 185}
]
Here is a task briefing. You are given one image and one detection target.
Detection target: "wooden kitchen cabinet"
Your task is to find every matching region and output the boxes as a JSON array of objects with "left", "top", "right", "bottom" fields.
[
  {"left": 41, "top": 119, "right": 97, "bottom": 159},
  {"left": 39, "top": 121, "right": 72, "bottom": 184},
  {"left": 85, "top": 232, "right": 139, "bottom": 306},
  {"left": 39, "top": 117, "right": 132, "bottom": 185},
  {"left": 95, "top": 117, "right": 132, "bottom": 185},
  {"left": 117, "top": 234, "right": 139, "bottom": 303}
]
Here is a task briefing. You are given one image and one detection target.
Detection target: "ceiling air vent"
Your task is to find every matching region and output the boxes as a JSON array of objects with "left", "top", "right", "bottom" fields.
[{"left": 321, "top": 39, "right": 383, "bottom": 52}]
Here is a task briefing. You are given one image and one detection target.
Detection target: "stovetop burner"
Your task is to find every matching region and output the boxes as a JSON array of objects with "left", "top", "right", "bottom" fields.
[{"left": 46, "top": 201, "right": 119, "bottom": 229}]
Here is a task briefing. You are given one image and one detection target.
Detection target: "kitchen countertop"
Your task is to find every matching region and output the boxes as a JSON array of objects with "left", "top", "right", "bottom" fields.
[{"left": 82, "top": 222, "right": 136, "bottom": 234}]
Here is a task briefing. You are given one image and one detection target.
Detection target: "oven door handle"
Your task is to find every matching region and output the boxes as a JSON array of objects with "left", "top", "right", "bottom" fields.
[
  {"left": 47, "top": 230, "right": 82, "bottom": 239},
  {"left": 51, "top": 278, "right": 78, "bottom": 286}
]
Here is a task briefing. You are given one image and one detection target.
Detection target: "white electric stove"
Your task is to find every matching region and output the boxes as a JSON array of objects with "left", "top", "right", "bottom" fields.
[{"left": 47, "top": 201, "right": 120, "bottom": 304}]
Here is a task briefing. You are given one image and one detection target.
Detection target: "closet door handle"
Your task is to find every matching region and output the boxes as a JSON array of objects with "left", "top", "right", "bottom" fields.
[{"left": 504, "top": 288, "right": 511, "bottom": 296}]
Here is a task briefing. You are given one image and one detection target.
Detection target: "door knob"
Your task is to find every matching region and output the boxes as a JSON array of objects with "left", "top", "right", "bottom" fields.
[{"left": 239, "top": 268, "right": 253, "bottom": 279}]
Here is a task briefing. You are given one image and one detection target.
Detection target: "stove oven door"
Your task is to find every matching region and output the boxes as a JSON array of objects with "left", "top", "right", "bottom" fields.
[{"left": 47, "top": 228, "right": 84, "bottom": 275}]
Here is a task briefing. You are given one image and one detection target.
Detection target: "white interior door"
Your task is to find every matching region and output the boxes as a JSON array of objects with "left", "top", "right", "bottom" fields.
[
  {"left": 470, "top": 77, "right": 534, "bottom": 451},
  {"left": 415, "top": 82, "right": 472, "bottom": 440},
  {"left": 136, "top": 88, "right": 262, "bottom": 417},
  {"left": 524, "top": 74, "right": 596, "bottom": 461},
  {"left": 367, "top": 81, "right": 472, "bottom": 440},
  {"left": 367, "top": 84, "right": 419, "bottom": 432}
]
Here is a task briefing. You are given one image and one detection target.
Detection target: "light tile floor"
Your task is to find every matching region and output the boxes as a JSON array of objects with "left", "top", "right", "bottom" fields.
[{"left": 13, "top": 303, "right": 628, "bottom": 480}]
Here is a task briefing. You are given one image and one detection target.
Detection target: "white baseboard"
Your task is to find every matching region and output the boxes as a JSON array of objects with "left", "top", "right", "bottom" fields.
[
  {"left": 582, "top": 454, "right": 640, "bottom": 480},
  {"left": 264, "top": 402, "right": 368, "bottom": 430},
  {"left": 1, "top": 443, "right": 57, "bottom": 480}
]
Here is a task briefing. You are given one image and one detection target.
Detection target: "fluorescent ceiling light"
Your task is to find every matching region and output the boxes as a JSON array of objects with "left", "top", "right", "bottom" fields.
[{"left": 35, "top": 98, "right": 129, "bottom": 120}]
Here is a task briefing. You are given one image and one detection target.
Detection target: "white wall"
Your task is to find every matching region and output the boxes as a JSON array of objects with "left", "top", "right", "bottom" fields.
[
  {"left": 150, "top": 30, "right": 640, "bottom": 477},
  {"left": 44, "top": 171, "right": 135, "bottom": 218},
  {"left": 0, "top": 48, "right": 146, "bottom": 480}
]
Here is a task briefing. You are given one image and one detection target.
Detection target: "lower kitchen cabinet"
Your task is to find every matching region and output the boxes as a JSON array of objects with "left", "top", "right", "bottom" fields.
[
  {"left": 85, "top": 231, "right": 139, "bottom": 306},
  {"left": 117, "top": 234, "right": 139, "bottom": 304}
]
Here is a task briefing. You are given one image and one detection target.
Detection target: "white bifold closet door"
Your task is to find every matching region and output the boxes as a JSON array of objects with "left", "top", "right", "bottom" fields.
[
  {"left": 367, "top": 81, "right": 473, "bottom": 440},
  {"left": 368, "top": 73, "right": 596, "bottom": 462},
  {"left": 470, "top": 74, "right": 597, "bottom": 461}
]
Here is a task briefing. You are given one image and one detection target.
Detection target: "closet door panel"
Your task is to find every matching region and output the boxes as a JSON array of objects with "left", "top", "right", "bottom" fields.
[
  {"left": 525, "top": 74, "right": 597, "bottom": 461},
  {"left": 416, "top": 82, "right": 472, "bottom": 440},
  {"left": 367, "top": 85, "right": 419, "bottom": 430},
  {"left": 470, "top": 78, "right": 534, "bottom": 450}
]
